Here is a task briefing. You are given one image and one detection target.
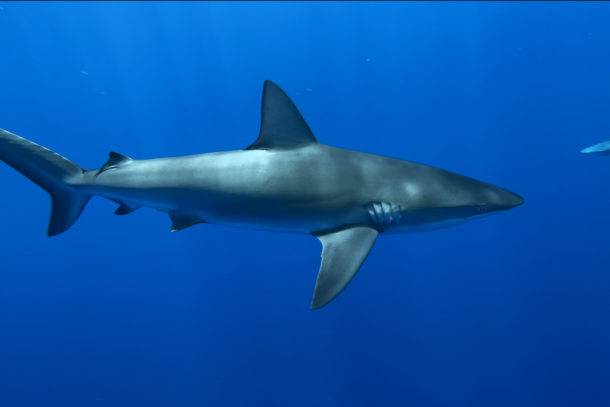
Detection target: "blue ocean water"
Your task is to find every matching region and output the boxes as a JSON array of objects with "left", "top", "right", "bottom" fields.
[{"left": 1, "top": 2, "right": 609, "bottom": 406}]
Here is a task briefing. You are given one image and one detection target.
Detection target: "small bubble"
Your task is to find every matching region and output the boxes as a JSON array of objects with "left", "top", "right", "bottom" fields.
[{"left": 365, "top": 57, "right": 371, "bottom": 63}]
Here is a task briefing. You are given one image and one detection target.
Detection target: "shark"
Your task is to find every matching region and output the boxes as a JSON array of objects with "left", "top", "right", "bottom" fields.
[{"left": 0, "top": 81, "right": 523, "bottom": 309}]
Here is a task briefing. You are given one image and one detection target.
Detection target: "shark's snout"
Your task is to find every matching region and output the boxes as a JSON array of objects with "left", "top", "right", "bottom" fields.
[
  {"left": 506, "top": 190, "right": 524, "bottom": 209},
  {"left": 492, "top": 187, "right": 524, "bottom": 211},
  {"left": 510, "top": 191, "right": 524, "bottom": 208}
]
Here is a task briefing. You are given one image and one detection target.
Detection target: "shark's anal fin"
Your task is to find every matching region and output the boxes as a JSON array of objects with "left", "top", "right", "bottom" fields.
[
  {"left": 111, "top": 199, "right": 141, "bottom": 215},
  {"left": 97, "top": 152, "right": 132, "bottom": 175},
  {"left": 246, "top": 80, "right": 318, "bottom": 150},
  {"left": 311, "top": 226, "right": 378, "bottom": 309},
  {"left": 169, "top": 212, "right": 206, "bottom": 232}
]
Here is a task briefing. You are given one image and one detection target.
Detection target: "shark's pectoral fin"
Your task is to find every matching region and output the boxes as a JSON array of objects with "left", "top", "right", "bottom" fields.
[
  {"left": 246, "top": 81, "right": 318, "bottom": 150},
  {"left": 169, "top": 212, "right": 206, "bottom": 232},
  {"left": 311, "top": 226, "right": 378, "bottom": 309}
]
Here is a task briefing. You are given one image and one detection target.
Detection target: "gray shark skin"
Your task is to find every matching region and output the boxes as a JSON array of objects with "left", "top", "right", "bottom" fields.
[
  {"left": 581, "top": 140, "right": 610, "bottom": 154},
  {"left": 0, "top": 81, "right": 523, "bottom": 309}
]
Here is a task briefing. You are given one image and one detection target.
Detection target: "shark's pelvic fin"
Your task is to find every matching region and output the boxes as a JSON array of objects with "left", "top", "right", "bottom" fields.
[
  {"left": 112, "top": 199, "right": 141, "bottom": 215},
  {"left": 169, "top": 211, "right": 206, "bottom": 232},
  {"left": 0, "top": 128, "right": 91, "bottom": 236},
  {"left": 98, "top": 152, "right": 132, "bottom": 175},
  {"left": 246, "top": 80, "right": 318, "bottom": 150},
  {"left": 311, "top": 226, "right": 378, "bottom": 309}
]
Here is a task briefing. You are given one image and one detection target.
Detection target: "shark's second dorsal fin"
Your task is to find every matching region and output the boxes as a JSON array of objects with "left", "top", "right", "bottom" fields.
[
  {"left": 97, "top": 152, "right": 132, "bottom": 175},
  {"left": 246, "top": 81, "right": 318, "bottom": 150}
]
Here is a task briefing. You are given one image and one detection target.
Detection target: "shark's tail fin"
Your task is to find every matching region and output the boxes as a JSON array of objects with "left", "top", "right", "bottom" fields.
[{"left": 0, "top": 128, "right": 91, "bottom": 236}]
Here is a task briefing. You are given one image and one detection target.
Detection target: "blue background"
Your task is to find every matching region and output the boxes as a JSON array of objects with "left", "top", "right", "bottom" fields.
[{"left": 1, "top": 2, "right": 609, "bottom": 406}]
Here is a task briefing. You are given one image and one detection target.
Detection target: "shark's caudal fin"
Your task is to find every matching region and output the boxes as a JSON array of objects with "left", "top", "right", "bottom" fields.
[{"left": 0, "top": 128, "right": 91, "bottom": 236}]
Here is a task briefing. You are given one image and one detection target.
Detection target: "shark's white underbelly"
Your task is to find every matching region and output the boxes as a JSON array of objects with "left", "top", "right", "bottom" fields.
[{"left": 90, "top": 185, "right": 369, "bottom": 233}]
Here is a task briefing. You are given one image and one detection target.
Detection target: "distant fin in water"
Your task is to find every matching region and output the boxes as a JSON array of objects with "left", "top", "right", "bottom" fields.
[{"left": 581, "top": 140, "right": 610, "bottom": 154}]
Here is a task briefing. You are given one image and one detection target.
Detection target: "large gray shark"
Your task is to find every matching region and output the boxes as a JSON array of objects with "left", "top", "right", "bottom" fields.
[{"left": 0, "top": 81, "right": 523, "bottom": 308}]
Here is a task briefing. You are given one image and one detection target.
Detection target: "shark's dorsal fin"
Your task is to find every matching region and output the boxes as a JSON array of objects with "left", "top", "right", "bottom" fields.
[
  {"left": 246, "top": 80, "right": 317, "bottom": 150},
  {"left": 311, "top": 226, "right": 378, "bottom": 309},
  {"left": 169, "top": 211, "right": 206, "bottom": 232},
  {"left": 97, "top": 152, "right": 132, "bottom": 175}
]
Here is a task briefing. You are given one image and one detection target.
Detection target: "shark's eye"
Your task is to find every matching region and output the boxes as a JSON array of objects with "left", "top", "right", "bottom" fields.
[
  {"left": 475, "top": 205, "right": 490, "bottom": 214},
  {"left": 474, "top": 204, "right": 491, "bottom": 214}
]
